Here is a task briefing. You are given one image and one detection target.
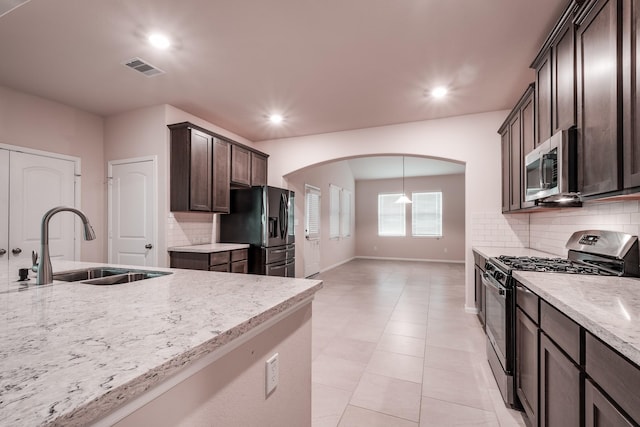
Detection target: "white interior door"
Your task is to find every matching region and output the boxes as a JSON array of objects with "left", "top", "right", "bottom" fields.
[
  {"left": 0, "top": 149, "right": 8, "bottom": 265},
  {"left": 304, "top": 185, "right": 321, "bottom": 277},
  {"left": 9, "top": 151, "right": 76, "bottom": 265},
  {"left": 109, "top": 158, "right": 156, "bottom": 267}
]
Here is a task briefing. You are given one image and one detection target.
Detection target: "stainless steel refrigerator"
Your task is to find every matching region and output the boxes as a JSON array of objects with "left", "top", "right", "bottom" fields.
[{"left": 219, "top": 186, "right": 295, "bottom": 277}]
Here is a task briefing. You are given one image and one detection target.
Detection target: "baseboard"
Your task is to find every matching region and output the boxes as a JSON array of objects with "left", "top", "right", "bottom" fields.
[
  {"left": 354, "top": 256, "right": 465, "bottom": 264},
  {"left": 465, "top": 305, "right": 479, "bottom": 314},
  {"left": 319, "top": 257, "right": 356, "bottom": 273}
]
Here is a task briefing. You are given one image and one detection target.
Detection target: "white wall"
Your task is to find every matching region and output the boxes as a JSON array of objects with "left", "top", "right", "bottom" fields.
[
  {"left": 355, "top": 174, "right": 465, "bottom": 262},
  {"left": 286, "top": 160, "right": 356, "bottom": 275},
  {"left": 0, "top": 86, "right": 105, "bottom": 262},
  {"left": 259, "top": 111, "right": 507, "bottom": 311}
]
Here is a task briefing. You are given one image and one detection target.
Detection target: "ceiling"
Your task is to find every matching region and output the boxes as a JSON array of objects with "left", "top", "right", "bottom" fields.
[
  {"left": 347, "top": 156, "right": 464, "bottom": 180},
  {"left": 0, "top": 0, "right": 568, "bottom": 142}
]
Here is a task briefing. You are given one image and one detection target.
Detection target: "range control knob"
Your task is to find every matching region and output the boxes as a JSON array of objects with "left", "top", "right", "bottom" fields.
[{"left": 495, "top": 271, "right": 504, "bottom": 282}]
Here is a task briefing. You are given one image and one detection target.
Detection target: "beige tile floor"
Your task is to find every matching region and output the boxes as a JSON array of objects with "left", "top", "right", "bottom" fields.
[{"left": 311, "top": 259, "right": 526, "bottom": 427}]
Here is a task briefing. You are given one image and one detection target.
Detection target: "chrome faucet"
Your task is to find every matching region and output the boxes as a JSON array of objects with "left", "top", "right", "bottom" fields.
[{"left": 36, "top": 206, "right": 96, "bottom": 285}]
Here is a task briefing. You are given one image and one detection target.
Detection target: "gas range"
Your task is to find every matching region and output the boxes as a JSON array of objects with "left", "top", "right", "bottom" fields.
[{"left": 487, "top": 229, "right": 640, "bottom": 282}]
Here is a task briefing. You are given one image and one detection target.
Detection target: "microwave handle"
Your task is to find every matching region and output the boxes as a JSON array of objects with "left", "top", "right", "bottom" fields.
[{"left": 540, "top": 153, "right": 556, "bottom": 189}]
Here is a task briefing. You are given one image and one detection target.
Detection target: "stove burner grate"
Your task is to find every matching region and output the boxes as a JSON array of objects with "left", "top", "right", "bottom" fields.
[{"left": 495, "top": 255, "right": 613, "bottom": 276}]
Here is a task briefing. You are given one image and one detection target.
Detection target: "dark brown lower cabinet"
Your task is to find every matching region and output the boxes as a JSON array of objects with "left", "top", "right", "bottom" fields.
[
  {"left": 169, "top": 249, "right": 248, "bottom": 273},
  {"left": 585, "top": 380, "right": 635, "bottom": 427},
  {"left": 540, "top": 332, "right": 581, "bottom": 427},
  {"left": 516, "top": 308, "right": 538, "bottom": 427}
]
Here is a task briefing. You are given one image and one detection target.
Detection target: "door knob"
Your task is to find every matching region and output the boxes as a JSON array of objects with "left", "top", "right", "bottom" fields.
[
  {"left": 12, "top": 248, "right": 22, "bottom": 255},
  {"left": 145, "top": 244, "right": 153, "bottom": 249},
  {"left": 0, "top": 248, "right": 6, "bottom": 256}
]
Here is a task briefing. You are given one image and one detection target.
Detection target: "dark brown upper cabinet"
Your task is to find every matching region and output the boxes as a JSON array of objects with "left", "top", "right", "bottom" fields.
[
  {"left": 250, "top": 152, "right": 268, "bottom": 186},
  {"left": 498, "top": 84, "right": 535, "bottom": 212},
  {"left": 622, "top": 0, "right": 640, "bottom": 189},
  {"left": 231, "top": 145, "right": 269, "bottom": 188},
  {"left": 575, "top": 0, "right": 622, "bottom": 196},
  {"left": 532, "top": 3, "right": 579, "bottom": 147},
  {"left": 170, "top": 126, "right": 214, "bottom": 212},
  {"left": 169, "top": 122, "right": 267, "bottom": 213},
  {"left": 231, "top": 145, "right": 251, "bottom": 187},
  {"left": 212, "top": 138, "right": 231, "bottom": 212}
]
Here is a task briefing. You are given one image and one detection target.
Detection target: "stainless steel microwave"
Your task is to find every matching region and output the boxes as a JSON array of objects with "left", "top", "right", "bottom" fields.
[{"left": 524, "top": 128, "right": 579, "bottom": 203}]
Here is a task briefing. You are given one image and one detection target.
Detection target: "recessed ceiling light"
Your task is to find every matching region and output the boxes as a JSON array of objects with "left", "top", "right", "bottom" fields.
[
  {"left": 431, "top": 86, "right": 448, "bottom": 99},
  {"left": 269, "top": 114, "right": 284, "bottom": 124},
  {"left": 148, "top": 33, "right": 171, "bottom": 49}
]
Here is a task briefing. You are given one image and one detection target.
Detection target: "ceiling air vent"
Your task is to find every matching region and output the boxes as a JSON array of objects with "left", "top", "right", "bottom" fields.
[{"left": 123, "top": 57, "right": 165, "bottom": 77}]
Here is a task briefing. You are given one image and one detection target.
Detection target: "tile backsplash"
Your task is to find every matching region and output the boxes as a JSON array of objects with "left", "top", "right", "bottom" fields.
[
  {"left": 471, "top": 212, "right": 530, "bottom": 248},
  {"left": 472, "top": 200, "right": 640, "bottom": 257},
  {"left": 167, "top": 212, "right": 216, "bottom": 247}
]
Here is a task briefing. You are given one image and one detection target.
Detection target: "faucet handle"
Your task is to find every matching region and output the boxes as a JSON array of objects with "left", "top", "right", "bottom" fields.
[{"left": 31, "top": 250, "right": 39, "bottom": 272}]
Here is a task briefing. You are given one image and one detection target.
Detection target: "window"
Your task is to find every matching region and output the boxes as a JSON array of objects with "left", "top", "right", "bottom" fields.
[
  {"left": 329, "top": 184, "right": 341, "bottom": 239},
  {"left": 412, "top": 192, "right": 442, "bottom": 237},
  {"left": 378, "top": 193, "right": 405, "bottom": 236},
  {"left": 340, "top": 189, "right": 351, "bottom": 237},
  {"left": 305, "top": 185, "right": 321, "bottom": 240}
]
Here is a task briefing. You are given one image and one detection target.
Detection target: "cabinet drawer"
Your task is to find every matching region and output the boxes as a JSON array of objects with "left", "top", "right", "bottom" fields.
[
  {"left": 169, "top": 252, "right": 209, "bottom": 271},
  {"left": 540, "top": 300, "right": 580, "bottom": 364},
  {"left": 516, "top": 282, "right": 539, "bottom": 324},
  {"left": 209, "top": 251, "right": 230, "bottom": 266},
  {"left": 209, "top": 263, "right": 230, "bottom": 272},
  {"left": 586, "top": 333, "right": 640, "bottom": 423},
  {"left": 231, "top": 249, "right": 248, "bottom": 262},
  {"left": 231, "top": 260, "right": 248, "bottom": 274}
]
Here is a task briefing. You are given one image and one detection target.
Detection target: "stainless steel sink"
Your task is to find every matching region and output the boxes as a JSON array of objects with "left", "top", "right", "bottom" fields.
[{"left": 53, "top": 267, "right": 171, "bottom": 285}]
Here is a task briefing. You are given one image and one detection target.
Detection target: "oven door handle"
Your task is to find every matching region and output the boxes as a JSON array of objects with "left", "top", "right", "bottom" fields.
[{"left": 482, "top": 272, "right": 507, "bottom": 298}]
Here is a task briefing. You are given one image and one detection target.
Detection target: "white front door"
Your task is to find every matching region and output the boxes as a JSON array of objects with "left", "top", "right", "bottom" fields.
[
  {"left": 108, "top": 158, "right": 157, "bottom": 266},
  {"left": 9, "top": 151, "right": 76, "bottom": 265},
  {"left": 304, "top": 185, "right": 321, "bottom": 277},
  {"left": 0, "top": 149, "right": 9, "bottom": 264}
]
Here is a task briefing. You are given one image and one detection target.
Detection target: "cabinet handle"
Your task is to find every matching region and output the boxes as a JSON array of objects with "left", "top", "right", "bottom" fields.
[
  {"left": 145, "top": 244, "right": 153, "bottom": 249},
  {"left": 12, "top": 248, "right": 22, "bottom": 255},
  {"left": 0, "top": 248, "right": 6, "bottom": 256}
]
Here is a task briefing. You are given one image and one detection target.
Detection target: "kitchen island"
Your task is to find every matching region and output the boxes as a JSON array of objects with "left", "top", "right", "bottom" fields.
[{"left": 0, "top": 260, "right": 322, "bottom": 426}]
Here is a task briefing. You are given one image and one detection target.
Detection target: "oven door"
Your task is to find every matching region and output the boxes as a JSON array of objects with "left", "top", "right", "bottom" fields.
[{"left": 483, "top": 271, "right": 510, "bottom": 373}]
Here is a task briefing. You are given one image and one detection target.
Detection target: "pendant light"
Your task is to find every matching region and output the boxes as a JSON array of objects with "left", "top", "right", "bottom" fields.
[{"left": 395, "top": 156, "right": 412, "bottom": 204}]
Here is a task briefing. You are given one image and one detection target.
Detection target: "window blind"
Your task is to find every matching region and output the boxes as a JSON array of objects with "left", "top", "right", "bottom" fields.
[
  {"left": 329, "top": 184, "right": 340, "bottom": 239},
  {"left": 340, "top": 189, "right": 351, "bottom": 237},
  {"left": 411, "top": 192, "right": 442, "bottom": 237},
  {"left": 378, "top": 193, "right": 405, "bottom": 236}
]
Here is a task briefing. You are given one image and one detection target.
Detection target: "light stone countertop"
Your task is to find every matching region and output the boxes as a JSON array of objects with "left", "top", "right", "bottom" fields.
[
  {"left": 167, "top": 243, "right": 250, "bottom": 253},
  {"left": 0, "top": 259, "right": 322, "bottom": 426},
  {"left": 514, "top": 271, "right": 640, "bottom": 366},
  {"left": 472, "top": 246, "right": 559, "bottom": 261}
]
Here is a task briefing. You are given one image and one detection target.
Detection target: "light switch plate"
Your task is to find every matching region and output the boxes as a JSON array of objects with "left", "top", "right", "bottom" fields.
[{"left": 265, "top": 353, "right": 279, "bottom": 396}]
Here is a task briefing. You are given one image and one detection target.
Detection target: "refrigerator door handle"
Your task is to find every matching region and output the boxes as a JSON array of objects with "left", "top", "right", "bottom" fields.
[{"left": 279, "top": 193, "right": 286, "bottom": 238}]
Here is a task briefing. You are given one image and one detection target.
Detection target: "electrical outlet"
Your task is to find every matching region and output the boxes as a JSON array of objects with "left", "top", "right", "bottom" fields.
[{"left": 265, "top": 353, "right": 279, "bottom": 396}]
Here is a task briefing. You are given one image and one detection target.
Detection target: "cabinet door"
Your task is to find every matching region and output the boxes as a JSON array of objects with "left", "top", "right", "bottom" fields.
[
  {"left": 231, "top": 145, "right": 251, "bottom": 186},
  {"left": 540, "top": 332, "right": 581, "bottom": 427},
  {"left": 230, "top": 260, "right": 248, "bottom": 273},
  {"left": 516, "top": 308, "right": 539, "bottom": 427},
  {"left": 553, "top": 17, "right": 577, "bottom": 133},
  {"left": 536, "top": 52, "right": 552, "bottom": 146},
  {"left": 576, "top": 0, "right": 621, "bottom": 196},
  {"left": 509, "top": 113, "right": 522, "bottom": 211},
  {"left": 251, "top": 152, "right": 267, "bottom": 186},
  {"left": 212, "top": 138, "right": 230, "bottom": 213},
  {"left": 501, "top": 128, "right": 510, "bottom": 213},
  {"left": 521, "top": 92, "right": 536, "bottom": 209},
  {"left": 622, "top": 0, "right": 640, "bottom": 188},
  {"left": 585, "top": 380, "right": 635, "bottom": 427},
  {"left": 189, "top": 130, "right": 213, "bottom": 211},
  {"left": 0, "top": 149, "right": 8, "bottom": 263}
]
